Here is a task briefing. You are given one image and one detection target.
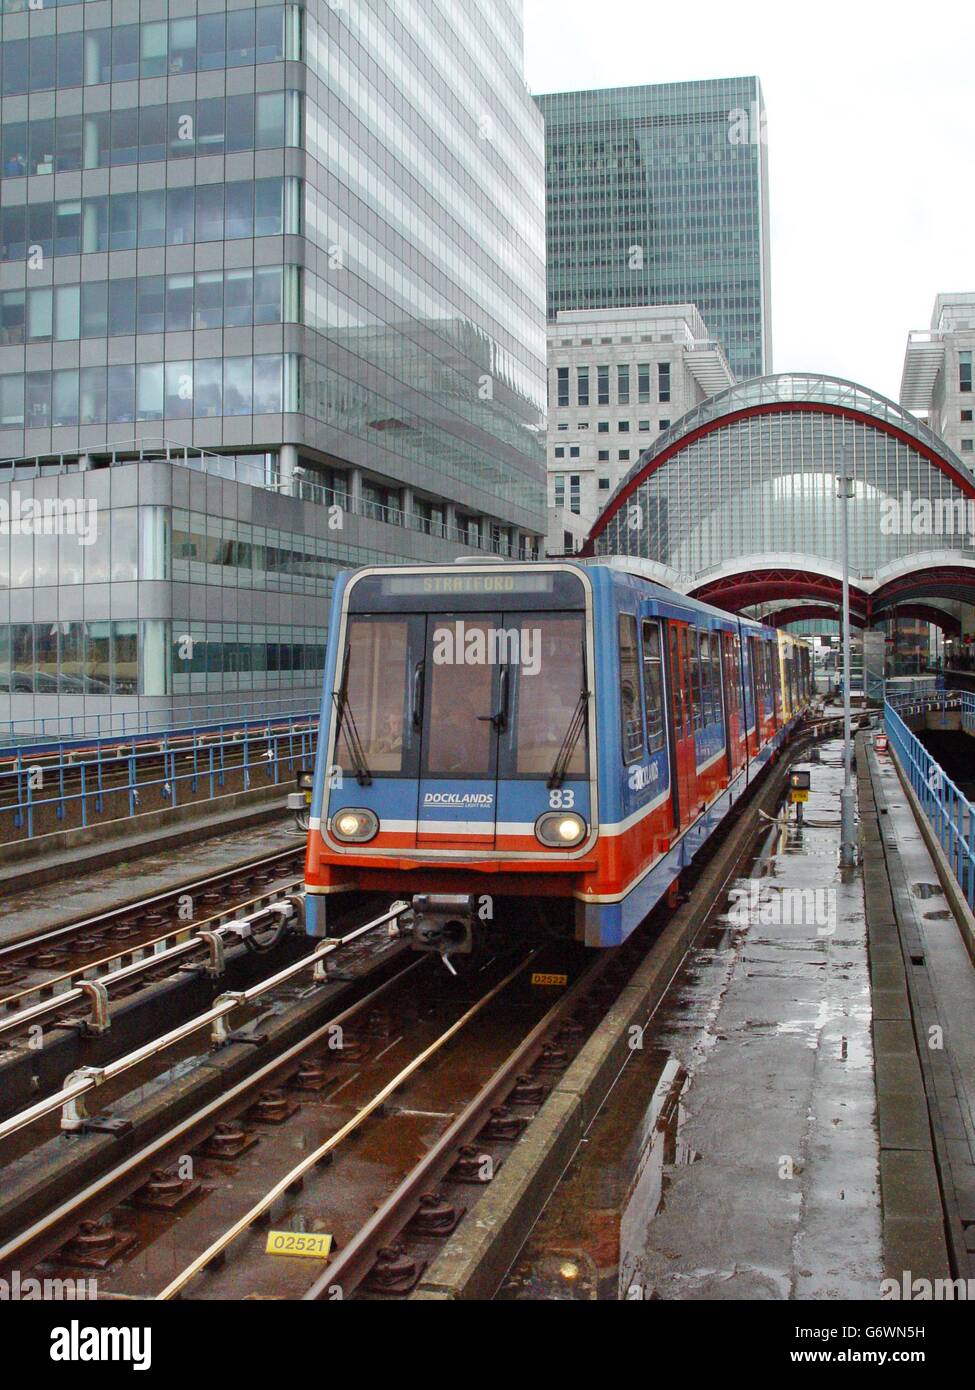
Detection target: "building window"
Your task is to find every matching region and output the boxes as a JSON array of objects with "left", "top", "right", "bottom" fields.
[
  {"left": 962, "top": 409, "right": 973, "bottom": 422},
  {"left": 597, "top": 364, "right": 610, "bottom": 405},
  {"left": 557, "top": 422, "right": 568, "bottom": 430},
  {"left": 659, "top": 419, "right": 670, "bottom": 430},
  {"left": 639, "top": 419, "right": 650, "bottom": 431},
  {"left": 554, "top": 474, "right": 565, "bottom": 508},
  {"left": 569, "top": 446, "right": 580, "bottom": 458},
  {"left": 563, "top": 530, "right": 575, "bottom": 553},
  {"left": 569, "top": 475, "right": 581, "bottom": 514},
  {"left": 556, "top": 366, "right": 569, "bottom": 407},
  {"left": 598, "top": 450, "right": 610, "bottom": 461},
  {"left": 619, "top": 450, "right": 630, "bottom": 461},
  {"left": 658, "top": 362, "right": 671, "bottom": 402},
  {"left": 554, "top": 447, "right": 565, "bottom": 459},
  {"left": 576, "top": 366, "right": 589, "bottom": 406},
  {"left": 598, "top": 477, "right": 610, "bottom": 490},
  {"left": 962, "top": 439, "right": 974, "bottom": 452},
  {"left": 577, "top": 421, "right": 589, "bottom": 430},
  {"left": 960, "top": 352, "right": 972, "bottom": 393},
  {"left": 638, "top": 363, "right": 651, "bottom": 403},
  {"left": 597, "top": 421, "right": 609, "bottom": 433},
  {"left": 618, "top": 420, "right": 630, "bottom": 433},
  {"left": 617, "top": 364, "right": 630, "bottom": 404}
]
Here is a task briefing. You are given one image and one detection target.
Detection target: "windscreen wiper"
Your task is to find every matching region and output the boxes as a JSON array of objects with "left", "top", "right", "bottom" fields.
[
  {"left": 547, "top": 688, "right": 589, "bottom": 790},
  {"left": 333, "top": 646, "right": 372, "bottom": 786}
]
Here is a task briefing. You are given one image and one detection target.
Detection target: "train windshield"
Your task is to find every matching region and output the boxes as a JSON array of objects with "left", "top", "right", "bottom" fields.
[
  {"left": 509, "top": 615, "right": 587, "bottom": 777},
  {"left": 335, "top": 618, "right": 410, "bottom": 774},
  {"left": 333, "top": 611, "right": 588, "bottom": 780}
]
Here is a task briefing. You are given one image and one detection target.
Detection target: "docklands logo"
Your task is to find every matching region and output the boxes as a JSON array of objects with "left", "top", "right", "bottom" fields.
[{"left": 432, "top": 621, "right": 541, "bottom": 676}]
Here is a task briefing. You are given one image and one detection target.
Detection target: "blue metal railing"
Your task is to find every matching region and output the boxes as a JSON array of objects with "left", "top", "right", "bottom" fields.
[
  {"left": 0, "top": 707, "right": 319, "bottom": 843},
  {"left": 0, "top": 695, "right": 317, "bottom": 748},
  {"left": 884, "top": 693, "right": 975, "bottom": 910}
]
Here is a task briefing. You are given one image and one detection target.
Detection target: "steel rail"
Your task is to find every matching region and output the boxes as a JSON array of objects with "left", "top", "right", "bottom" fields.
[
  {"left": 0, "top": 905, "right": 406, "bottom": 1146},
  {"left": 0, "top": 889, "right": 302, "bottom": 1044},
  {"left": 303, "top": 952, "right": 605, "bottom": 1300},
  {"left": 0, "top": 951, "right": 423, "bottom": 1271},
  {"left": 0, "top": 871, "right": 303, "bottom": 1022},
  {"left": 0, "top": 846, "right": 304, "bottom": 962},
  {"left": 156, "top": 951, "right": 538, "bottom": 1300}
]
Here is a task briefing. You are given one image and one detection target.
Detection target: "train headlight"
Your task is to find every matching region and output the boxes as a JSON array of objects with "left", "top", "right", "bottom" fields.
[
  {"left": 296, "top": 769, "right": 314, "bottom": 792},
  {"left": 330, "top": 808, "right": 379, "bottom": 843},
  {"left": 534, "top": 811, "right": 587, "bottom": 849}
]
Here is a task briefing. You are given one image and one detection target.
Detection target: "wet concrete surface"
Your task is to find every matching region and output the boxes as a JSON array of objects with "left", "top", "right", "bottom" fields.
[
  {"left": 501, "top": 741, "right": 884, "bottom": 1300},
  {"left": 874, "top": 751, "right": 975, "bottom": 1157},
  {"left": 0, "top": 818, "right": 301, "bottom": 946}
]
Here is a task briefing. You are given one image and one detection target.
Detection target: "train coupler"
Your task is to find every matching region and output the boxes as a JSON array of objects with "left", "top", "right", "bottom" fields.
[{"left": 406, "top": 893, "right": 479, "bottom": 973}]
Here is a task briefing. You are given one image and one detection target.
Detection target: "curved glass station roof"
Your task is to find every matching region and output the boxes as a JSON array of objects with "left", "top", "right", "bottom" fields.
[{"left": 586, "top": 373, "right": 975, "bottom": 607}]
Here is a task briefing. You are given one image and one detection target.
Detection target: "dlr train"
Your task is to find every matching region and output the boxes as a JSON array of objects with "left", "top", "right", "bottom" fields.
[{"left": 302, "top": 558, "right": 813, "bottom": 963}]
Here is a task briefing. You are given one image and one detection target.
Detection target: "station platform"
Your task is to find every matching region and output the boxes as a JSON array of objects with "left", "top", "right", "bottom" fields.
[
  {"left": 0, "top": 812, "right": 303, "bottom": 948},
  {"left": 502, "top": 731, "right": 975, "bottom": 1300}
]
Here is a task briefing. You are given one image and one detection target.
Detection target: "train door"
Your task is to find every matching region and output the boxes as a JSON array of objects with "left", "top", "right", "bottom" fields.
[
  {"left": 415, "top": 612, "right": 502, "bottom": 847},
  {"left": 720, "top": 632, "right": 739, "bottom": 777},
  {"left": 748, "top": 636, "right": 764, "bottom": 744},
  {"left": 665, "top": 621, "right": 695, "bottom": 829}
]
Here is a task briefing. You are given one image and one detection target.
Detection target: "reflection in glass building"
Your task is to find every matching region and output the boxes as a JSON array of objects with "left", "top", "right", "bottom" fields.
[
  {"left": 0, "top": 0, "right": 547, "bottom": 726},
  {"left": 536, "top": 79, "right": 772, "bottom": 382}
]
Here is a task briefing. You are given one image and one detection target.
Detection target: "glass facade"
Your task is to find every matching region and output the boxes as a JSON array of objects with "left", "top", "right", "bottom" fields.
[
  {"left": 0, "top": 0, "right": 548, "bottom": 723},
  {"left": 0, "top": 0, "right": 546, "bottom": 534},
  {"left": 593, "top": 375, "right": 975, "bottom": 586},
  {"left": 536, "top": 79, "right": 772, "bottom": 382}
]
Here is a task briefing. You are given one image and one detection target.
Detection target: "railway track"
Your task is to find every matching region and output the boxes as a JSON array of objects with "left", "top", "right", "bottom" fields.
[
  {"left": 0, "top": 721, "right": 834, "bottom": 1303},
  {"left": 0, "top": 846, "right": 308, "bottom": 1022},
  {"left": 0, "top": 904, "right": 414, "bottom": 1258},
  {"left": 0, "top": 892, "right": 662, "bottom": 1302}
]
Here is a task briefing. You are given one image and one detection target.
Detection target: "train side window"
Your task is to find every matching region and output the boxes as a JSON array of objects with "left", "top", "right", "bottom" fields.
[
  {"left": 619, "top": 613, "right": 644, "bottom": 764},
  {"left": 641, "top": 619, "right": 666, "bottom": 754}
]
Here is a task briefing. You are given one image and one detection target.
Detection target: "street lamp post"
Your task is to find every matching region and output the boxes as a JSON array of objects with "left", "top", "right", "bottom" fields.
[{"left": 838, "top": 447, "right": 857, "bottom": 867}]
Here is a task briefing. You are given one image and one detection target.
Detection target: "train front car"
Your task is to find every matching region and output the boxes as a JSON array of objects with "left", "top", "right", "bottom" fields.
[{"left": 304, "top": 562, "right": 596, "bottom": 966}]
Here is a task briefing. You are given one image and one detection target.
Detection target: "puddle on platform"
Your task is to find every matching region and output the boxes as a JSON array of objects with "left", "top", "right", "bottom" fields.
[
  {"left": 498, "top": 1055, "right": 699, "bottom": 1300},
  {"left": 911, "top": 882, "right": 945, "bottom": 899}
]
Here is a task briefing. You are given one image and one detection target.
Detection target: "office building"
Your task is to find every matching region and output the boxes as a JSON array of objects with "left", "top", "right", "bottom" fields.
[
  {"left": 901, "top": 293, "right": 975, "bottom": 460},
  {"left": 0, "top": 0, "right": 547, "bottom": 726},
  {"left": 546, "top": 304, "right": 734, "bottom": 553},
  {"left": 535, "top": 78, "right": 772, "bottom": 381}
]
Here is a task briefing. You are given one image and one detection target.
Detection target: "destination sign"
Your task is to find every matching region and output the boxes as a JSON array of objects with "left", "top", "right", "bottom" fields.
[{"left": 382, "top": 573, "right": 555, "bottom": 597}]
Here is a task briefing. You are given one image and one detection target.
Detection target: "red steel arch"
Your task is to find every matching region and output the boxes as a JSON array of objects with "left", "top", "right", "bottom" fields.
[
  {"left": 581, "top": 399, "right": 975, "bottom": 560},
  {"left": 690, "top": 568, "right": 870, "bottom": 617}
]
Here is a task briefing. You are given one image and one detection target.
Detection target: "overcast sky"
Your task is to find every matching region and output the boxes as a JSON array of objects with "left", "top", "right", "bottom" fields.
[{"left": 523, "top": 0, "right": 975, "bottom": 402}]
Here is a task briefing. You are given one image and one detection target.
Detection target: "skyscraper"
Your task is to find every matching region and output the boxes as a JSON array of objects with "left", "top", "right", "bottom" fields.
[
  {"left": 535, "top": 78, "right": 772, "bottom": 381},
  {"left": 0, "top": 0, "right": 547, "bottom": 723}
]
